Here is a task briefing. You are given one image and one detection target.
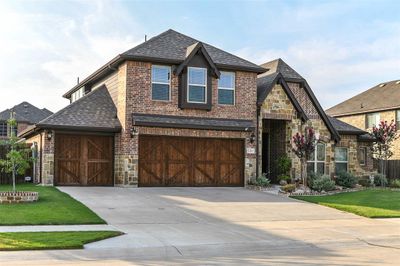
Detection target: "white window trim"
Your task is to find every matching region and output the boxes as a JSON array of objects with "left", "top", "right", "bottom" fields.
[
  {"left": 307, "top": 143, "right": 326, "bottom": 174},
  {"left": 366, "top": 112, "right": 380, "bottom": 129},
  {"left": 151, "top": 65, "right": 171, "bottom": 102},
  {"left": 218, "top": 71, "right": 235, "bottom": 105},
  {"left": 187, "top": 67, "right": 207, "bottom": 104},
  {"left": 335, "top": 147, "right": 348, "bottom": 172},
  {"left": 358, "top": 146, "right": 367, "bottom": 166}
]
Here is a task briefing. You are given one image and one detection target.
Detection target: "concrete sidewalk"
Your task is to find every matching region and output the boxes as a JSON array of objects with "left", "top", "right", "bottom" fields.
[{"left": 0, "top": 224, "right": 119, "bottom": 233}]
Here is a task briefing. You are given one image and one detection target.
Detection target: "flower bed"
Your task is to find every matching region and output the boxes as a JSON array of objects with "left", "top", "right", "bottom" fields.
[{"left": 0, "top": 191, "right": 39, "bottom": 204}]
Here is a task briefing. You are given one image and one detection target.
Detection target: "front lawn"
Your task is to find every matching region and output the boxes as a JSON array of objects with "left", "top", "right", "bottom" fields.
[
  {"left": 292, "top": 189, "right": 400, "bottom": 218},
  {"left": 0, "top": 231, "right": 122, "bottom": 251},
  {"left": 0, "top": 184, "right": 105, "bottom": 225}
]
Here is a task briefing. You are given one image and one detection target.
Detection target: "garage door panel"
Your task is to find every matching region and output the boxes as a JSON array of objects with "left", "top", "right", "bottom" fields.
[
  {"left": 139, "top": 135, "right": 244, "bottom": 187},
  {"left": 55, "top": 134, "right": 113, "bottom": 186}
]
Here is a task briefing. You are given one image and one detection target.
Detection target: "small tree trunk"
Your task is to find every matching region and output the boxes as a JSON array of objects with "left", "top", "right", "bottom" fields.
[{"left": 12, "top": 162, "right": 16, "bottom": 193}]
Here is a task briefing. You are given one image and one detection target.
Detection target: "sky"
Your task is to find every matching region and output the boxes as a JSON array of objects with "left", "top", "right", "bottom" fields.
[{"left": 0, "top": 0, "right": 399, "bottom": 113}]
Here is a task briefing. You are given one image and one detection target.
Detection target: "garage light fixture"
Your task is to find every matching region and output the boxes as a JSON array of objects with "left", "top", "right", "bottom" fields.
[
  {"left": 248, "top": 132, "right": 256, "bottom": 144},
  {"left": 130, "top": 127, "right": 139, "bottom": 138},
  {"left": 46, "top": 131, "right": 53, "bottom": 140}
]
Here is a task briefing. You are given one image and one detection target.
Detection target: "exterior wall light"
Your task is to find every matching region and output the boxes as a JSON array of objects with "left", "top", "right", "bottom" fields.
[
  {"left": 46, "top": 131, "right": 53, "bottom": 140},
  {"left": 130, "top": 127, "right": 139, "bottom": 138},
  {"left": 249, "top": 132, "right": 256, "bottom": 144}
]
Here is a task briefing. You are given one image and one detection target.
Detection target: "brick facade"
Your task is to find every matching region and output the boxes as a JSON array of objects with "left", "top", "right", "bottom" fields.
[
  {"left": 337, "top": 110, "right": 400, "bottom": 160},
  {"left": 113, "top": 61, "right": 258, "bottom": 186}
]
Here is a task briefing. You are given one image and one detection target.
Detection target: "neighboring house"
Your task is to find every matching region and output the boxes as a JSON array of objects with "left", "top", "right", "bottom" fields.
[
  {"left": 20, "top": 29, "right": 376, "bottom": 187},
  {"left": 326, "top": 80, "right": 400, "bottom": 159},
  {"left": 257, "top": 59, "right": 375, "bottom": 181},
  {"left": 0, "top": 102, "right": 52, "bottom": 139}
]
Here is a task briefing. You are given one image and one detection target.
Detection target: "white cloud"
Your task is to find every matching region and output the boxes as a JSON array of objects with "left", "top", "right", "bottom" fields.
[{"left": 0, "top": 0, "right": 143, "bottom": 112}]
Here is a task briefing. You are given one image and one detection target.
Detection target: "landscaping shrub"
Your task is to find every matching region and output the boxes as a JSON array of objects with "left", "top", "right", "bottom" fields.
[
  {"left": 307, "top": 172, "right": 319, "bottom": 187},
  {"left": 276, "top": 155, "right": 291, "bottom": 176},
  {"left": 390, "top": 179, "right": 400, "bottom": 188},
  {"left": 358, "top": 177, "right": 372, "bottom": 187},
  {"left": 281, "top": 184, "right": 296, "bottom": 193},
  {"left": 248, "top": 173, "right": 271, "bottom": 187},
  {"left": 373, "top": 174, "right": 388, "bottom": 187},
  {"left": 310, "top": 175, "right": 336, "bottom": 192},
  {"left": 336, "top": 172, "right": 357, "bottom": 188},
  {"left": 278, "top": 175, "right": 291, "bottom": 183}
]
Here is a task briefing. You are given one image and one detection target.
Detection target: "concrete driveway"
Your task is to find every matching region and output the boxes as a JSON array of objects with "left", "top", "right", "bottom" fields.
[{"left": 2, "top": 187, "right": 400, "bottom": 265}]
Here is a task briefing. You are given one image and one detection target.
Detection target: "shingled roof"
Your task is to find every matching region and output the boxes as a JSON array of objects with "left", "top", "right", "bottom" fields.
[
  {"left": 20, "top": 85, "right": 121, "bottom": 137},
  {"left": 326, "top": 79, "right": 400, "bottom": 117},
  {"left": 64, "top": 29, "right": 266, "bottom": 98},
  {"left": 260, "top": 58, "right": 303, "bottom": 80},
  {"left": 0, "top": 102, "right": 52, "bottom": 123},
  {"left": 328, "top": 116, "right": 366, "bottom": 135}
]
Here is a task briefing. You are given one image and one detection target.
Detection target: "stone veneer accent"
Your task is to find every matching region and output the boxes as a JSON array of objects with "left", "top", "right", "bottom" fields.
[
  {"left": 337, "top": 110, "right": 400, "bottom": 160},
  {"left": 258, "top": 82, "right": 375, "bottom": 179}
]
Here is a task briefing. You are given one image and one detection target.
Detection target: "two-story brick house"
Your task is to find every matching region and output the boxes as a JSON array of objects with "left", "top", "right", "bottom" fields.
[
  {"left": 20, "top": 29, "right": 376, "bottom": 186},
  {"left": 0, "top": 102, "right": 52, "bottom": 139},
  {"left": 326, "top": 80, "right": 400, "bottom": 160},
  {"left": 20, "top": 29, "right": 265, "bottom": 186}
]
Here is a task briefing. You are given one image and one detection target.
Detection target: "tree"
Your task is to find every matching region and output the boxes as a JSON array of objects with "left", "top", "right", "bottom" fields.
[
  {"left": 292, "top": 127, "right": 319, "bottom": 187},
  {"left": 369, "top": 120, "right": 399, "bottom": 185},
  {"left": 0, "top": 113, "right": 32, "bottom": 192}
]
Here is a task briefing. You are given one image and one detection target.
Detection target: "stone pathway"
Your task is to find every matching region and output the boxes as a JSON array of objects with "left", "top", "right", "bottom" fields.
[{"left": 0, "top": 224, "right": 119, "bottom": 233}]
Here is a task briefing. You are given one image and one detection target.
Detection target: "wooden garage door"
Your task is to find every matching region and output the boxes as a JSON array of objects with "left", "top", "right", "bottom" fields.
[
  {"left": 139, "top": 135, "right": 244, "bottom": 187},
  {"left": 55, "top": 134, "right": 113, "bottom": 186}
]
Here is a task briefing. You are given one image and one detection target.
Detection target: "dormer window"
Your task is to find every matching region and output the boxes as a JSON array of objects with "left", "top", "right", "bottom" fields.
[
  {"left": 218, "top": 72, "right": 235, "bottom": 105},
  {"left": 152, "top": 65, "right": 170, "bottom": 101},
  {"left": 71, "top": 87, "right": 85, "bottom": 103},
  {"left": 188, "top": 67, "right": 207, "bottom": 103}
]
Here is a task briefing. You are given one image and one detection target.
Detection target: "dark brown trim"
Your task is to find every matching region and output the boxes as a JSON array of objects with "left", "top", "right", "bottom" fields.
[
  {"left": 38, "top": 124, "right": 122, "bottom": 133},
  {"left": 132, "top": 113, "right": 255, "bottom": 132}
]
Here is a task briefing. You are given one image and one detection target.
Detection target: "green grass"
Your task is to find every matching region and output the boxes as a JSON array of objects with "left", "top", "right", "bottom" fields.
[
  {"left": 0, "top": 231, "right": 122, "bottom": 251},
  {"left": 292, "top": 189, "right": 400, "bottom": 218},
  {"left": 0, "top": 184, "right": 105, "bottom": 225}
]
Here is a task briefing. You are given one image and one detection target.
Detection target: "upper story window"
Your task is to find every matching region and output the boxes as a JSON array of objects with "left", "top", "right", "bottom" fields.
[
  {"left": 366, "top": 112, "right": 380, "bottom": 129},
  {"left": 335, "top": 147, "right": 348, "bottom": 174},
  {"left": 0, "top": 122, "right": 7, "bottom": 137},
  {"left": 187, "top": 67, "right": 207, "bottom": 103},
  {"left": 218, "top": 72, "right": 235, "bottom": 105},
  {"left": 307, "top": 143, "right": 326, "bottom": 175},
  {"left": 151, "top": 65, "right": 170, "bottom": 101},
  {"left": 71, "top": 87, "right": 85, "bottom": 103},
  {"left": 396, "top": 110, "right": 400, "bottom": 130}
]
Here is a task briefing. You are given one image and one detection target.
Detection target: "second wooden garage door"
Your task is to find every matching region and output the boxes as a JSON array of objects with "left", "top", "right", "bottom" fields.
[
  {"left": 55, "top": 134, "right": 113, "bottom": 186},
  {"left": 139, "top": 135, "right": 244, "bottom": 187}
]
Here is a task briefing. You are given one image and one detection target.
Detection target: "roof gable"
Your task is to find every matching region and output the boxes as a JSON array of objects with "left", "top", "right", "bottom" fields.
[
  {"left": 257, "top": 72, "right": 307, "bottom": 121},
  {"left": 260, "top": 58, "right": 303, "bottom": 81},
  {"left": 326, "top": 79, "right": 400, "bottom": 116},
  {"left": 175, "top": 42, "right": 220, "bottom": 77}
]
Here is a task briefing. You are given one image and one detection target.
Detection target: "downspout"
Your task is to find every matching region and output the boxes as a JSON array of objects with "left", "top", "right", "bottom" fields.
[
  {"left": 255, "top": 106, "right": 260, "bottom": 179},
  {"left": 39, "top": 131, "right": 43, "bottom": 184}
]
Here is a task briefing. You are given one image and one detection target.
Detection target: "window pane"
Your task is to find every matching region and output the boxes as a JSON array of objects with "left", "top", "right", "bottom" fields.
[
  {"left": 317, "top": 163, "right": 325, "bottom": 175},
  {"left": 358, "top": 148, "right": 366, "bottom": 165},
  {"left": 218, "top": 89, "right": 234, "bottom": 105},
  {"left": 335, "top": 147, "right": 348, "bottom": 162},
  {"left": 219, "top": 72, "right": 235, "bottom": 88},
  {"left": 307, "top": 162, "right": 315, "bottom": 175},
  {"left": 152, "top": 83, "right": 169, "bottom": 100},
  {"left": 335, "top": 163, "right": 348, "bottom": 174},
  {"left": 189, "top": 68, "right": 206, "bottom": 85},
  {"left": 317, "top": 144, "right": 325, "bottom": 161},
  {"left": 367, "top": 113, "right": 380, "bottom": 128},
  {"left": 189, "top": 85, "right": 206, "bottom": 102},
  {"left": 152, "top": 66, "right": 170, "bottom": 83}
]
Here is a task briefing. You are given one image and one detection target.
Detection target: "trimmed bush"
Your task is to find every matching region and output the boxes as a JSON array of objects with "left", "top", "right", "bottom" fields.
[
  {"left": 310, "top": 175, "right": 336, "bottom": 192},
  {"left": 336, "top": 172, "right": 357, "bottom": 188},
  {"left": 248, "top": 173, "right": 271, "bottom": 187},
  {"left": 373, "top": 174, "right": 388, "bottom": 187},
  {"left": 390, "top": 179, "right": 400, "bottom": 188},
  {"left": 358, "top": 177, "right": 372, "bottom": 187},
  {"left": 281, "top": 184, "right": 296, "bottom": 193}
]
